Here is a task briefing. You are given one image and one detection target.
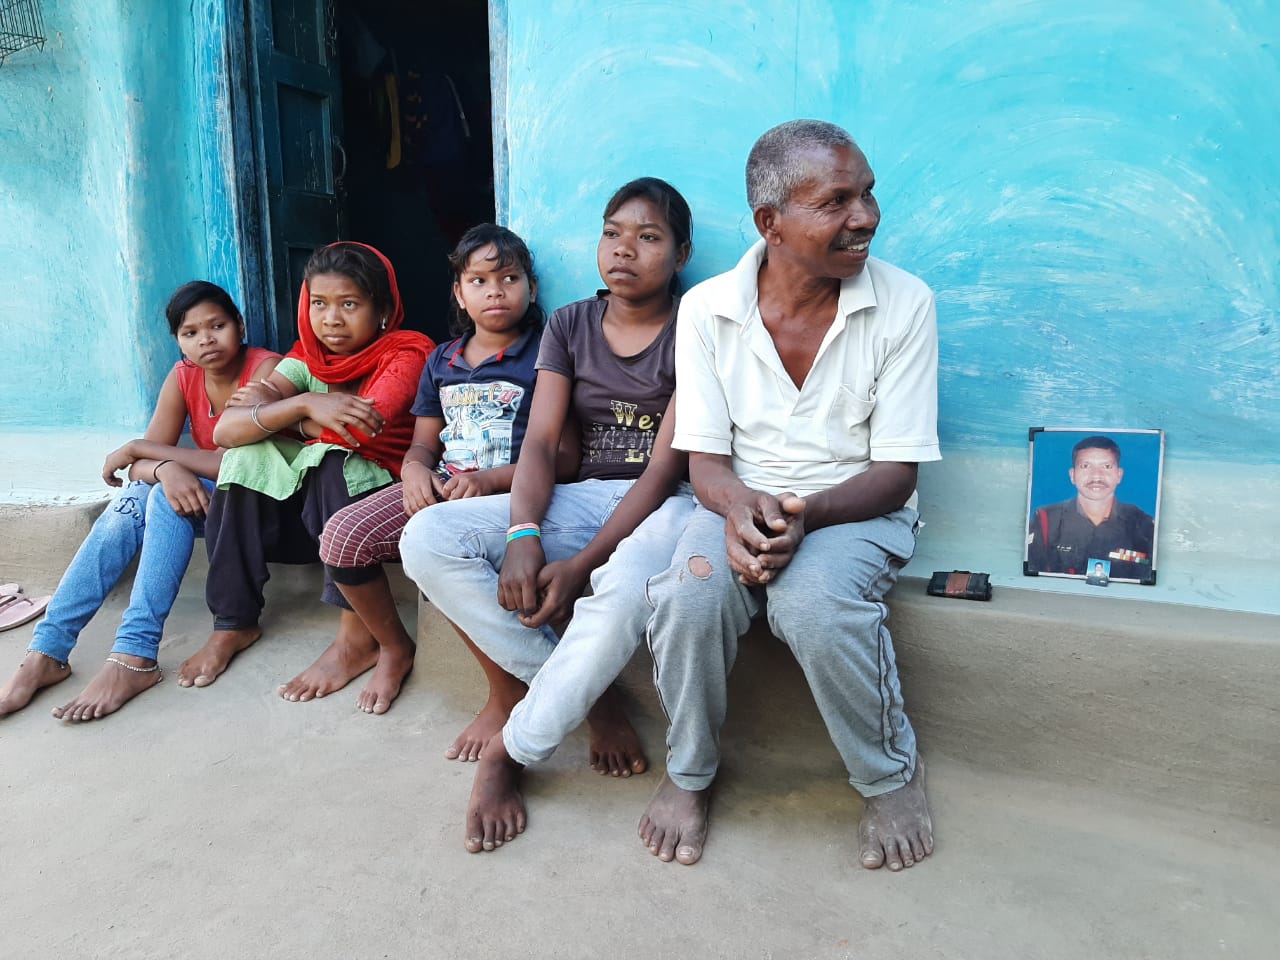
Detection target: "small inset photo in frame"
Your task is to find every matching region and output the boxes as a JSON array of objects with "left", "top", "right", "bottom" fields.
[
  {"left": 1085, "top": 558, "right": 1111, "bottom": 586},
  {"left": 1024, "top": 428, "right": 1164, "bottom": 585}
]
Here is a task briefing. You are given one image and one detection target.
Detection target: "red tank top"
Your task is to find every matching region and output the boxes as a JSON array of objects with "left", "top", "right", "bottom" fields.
[{"left": 175, "top": 346, "right": 279, "bottom": 450}]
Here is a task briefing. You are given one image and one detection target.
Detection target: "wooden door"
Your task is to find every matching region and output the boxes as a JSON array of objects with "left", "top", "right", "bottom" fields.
[{"left": 244, "top": 0, "right": 345, "bottom": 348}]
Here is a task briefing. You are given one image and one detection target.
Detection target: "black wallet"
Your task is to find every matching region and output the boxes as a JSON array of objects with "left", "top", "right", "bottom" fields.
[{"left": 926, "top": 570, "right": 992, "bottom": 601}]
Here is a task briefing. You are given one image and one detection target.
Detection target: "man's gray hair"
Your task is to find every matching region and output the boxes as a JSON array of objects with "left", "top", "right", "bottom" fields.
[{"left": 745, "top": 119, "right": 856, "bottom": 212}]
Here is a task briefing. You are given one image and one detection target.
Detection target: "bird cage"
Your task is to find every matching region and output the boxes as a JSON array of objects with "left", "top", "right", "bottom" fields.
[{"left": 0, "top": 0, "right": 46, "bottom": 66}]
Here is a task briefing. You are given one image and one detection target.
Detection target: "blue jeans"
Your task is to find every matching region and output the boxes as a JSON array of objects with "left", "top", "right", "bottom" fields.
[
  {"left": 29, "top": 479, "right": 208, "bottom": 663},
  {"left": 499, "top": 486, "right": 697, "bottom": 766},
  {"left": 400, "top": 478, "right": 640, "bottom": 683},
  {"left": 645, "top": 502, "right": 921, "bottom": 798}
]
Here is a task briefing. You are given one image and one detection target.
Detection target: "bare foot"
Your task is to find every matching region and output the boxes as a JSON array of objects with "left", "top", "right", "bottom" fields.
[
  {"left": 586, "top": 685, "right": 647, "bottom": 777},
  {"left": 52, "top": 655, "right": 162, "bottom": 721},
  {"left": 177, "top": 628, "right": 262, "bottom": 687},
  {"left": 858, "top": 757, "right": 934, "bottom": 871},
  {"left": 356, "top": 638, "right": 415, "bottom": 715},
  {"left": 638, "top": 773, "right": 709, "bottom": 865},
  {"left": 464, "top": 735, "right": 527, "bottom": 853},
  {"left": 447, "top": 690, "right": 523, "bottom": 761},
  {"left": 279, "top": 615, "right": 378, "bottom": 703},
  {"left": 0, "top": 652, "right": 71, "bottom": 717}
]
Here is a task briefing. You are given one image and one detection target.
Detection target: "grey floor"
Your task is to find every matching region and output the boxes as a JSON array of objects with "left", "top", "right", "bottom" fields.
[{"left": 2, "top": 566, "right": 1277, "bottom": 960}]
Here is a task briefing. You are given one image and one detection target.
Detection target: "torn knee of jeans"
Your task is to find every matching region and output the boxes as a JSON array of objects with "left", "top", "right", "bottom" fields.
[{"left": 686, "top": 555, "right": 712, "bottom": 580}]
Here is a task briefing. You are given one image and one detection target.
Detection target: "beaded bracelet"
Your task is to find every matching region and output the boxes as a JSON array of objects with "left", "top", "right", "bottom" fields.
[{"left": 506, "top": 528, "right": 542, "bottom": 544}]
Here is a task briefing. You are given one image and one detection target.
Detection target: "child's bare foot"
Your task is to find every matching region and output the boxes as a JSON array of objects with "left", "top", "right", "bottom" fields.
[
  {"left": 586, "top": 685, "right": 647, "bottom": 777},
  {"left": 447, "top": 690, "right": 523, "bottom": 761},
  {"left": 52, "top": 655, "right": 162, "bottom": 721},
  {"left": 279, "top": 614, "right": 378, "bottom": 703},
  {"left": 0, "top": 652, "right": 71, "bottom": 717},
  {"left": 858, "top": 756, "right": 934, "bottom": 871},
  {"left": 177, "top": 627, "right": 262, "bottom": 687},
  {"left": 356, "top": 637, "right": 415, "bottom": 715},
  {"left": 638, "top": 773, "right": 709, "bottom": 865},
  {"left": 464, "top": 735, "right": 527, "bottom": 853}
]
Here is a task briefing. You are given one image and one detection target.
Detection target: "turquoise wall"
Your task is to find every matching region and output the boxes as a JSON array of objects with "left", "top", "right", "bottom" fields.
[
  {"left": 495, "top": 0, "right": 1279, "bottom": 613},
  {"left": 0, "top": 0, "right": 212, "bottom": 431}
]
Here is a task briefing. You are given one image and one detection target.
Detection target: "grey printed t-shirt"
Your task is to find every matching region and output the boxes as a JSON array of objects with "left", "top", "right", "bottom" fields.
[{"left": 536, "top": 293, "right": 677, "bottom": 482}]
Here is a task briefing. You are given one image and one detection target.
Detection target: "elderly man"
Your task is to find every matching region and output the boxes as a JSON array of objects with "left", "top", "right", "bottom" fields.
[{"left": 638, "top": 120, "right": 940, "bottom": 871}]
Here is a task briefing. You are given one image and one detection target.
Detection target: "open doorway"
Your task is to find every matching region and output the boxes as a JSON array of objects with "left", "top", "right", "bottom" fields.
[
  {"left": 234, "top": 0, "right": 494, "bottom": 349},
  {"left": 336, "top": 0, "right": 494, "bottom": 342}
]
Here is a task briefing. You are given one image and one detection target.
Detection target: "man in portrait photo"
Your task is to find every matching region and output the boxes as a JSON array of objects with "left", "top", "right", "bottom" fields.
[{"left": 1027, "top": 435, "right": 1154, "bottom": 580}]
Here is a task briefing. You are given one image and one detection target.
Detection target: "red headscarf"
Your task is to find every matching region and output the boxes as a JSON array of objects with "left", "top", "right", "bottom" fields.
[
  {"left": 285, "top": 241, "right": 433, "bottom": 383},
  {"left": 284, "top": 242, "right": 435, "bottom": 477}
]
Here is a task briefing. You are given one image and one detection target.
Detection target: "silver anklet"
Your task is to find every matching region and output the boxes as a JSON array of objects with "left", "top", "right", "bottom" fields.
[
  {"left": 106, "top": 656, "right": 161, "bottom": 674},
  {"left": 29, "top": 649, "right": 69, "bottom": 669}
]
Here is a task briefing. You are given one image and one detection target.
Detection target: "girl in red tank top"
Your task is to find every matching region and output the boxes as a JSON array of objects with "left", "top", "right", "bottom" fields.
[{"left": 0, "top": 282, "right": 280, "bottom": 722}]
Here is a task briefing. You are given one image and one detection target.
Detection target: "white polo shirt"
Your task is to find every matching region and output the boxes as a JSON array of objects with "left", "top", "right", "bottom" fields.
[{"left": 673, "top": 240, "right": 941, "bottom": 501}]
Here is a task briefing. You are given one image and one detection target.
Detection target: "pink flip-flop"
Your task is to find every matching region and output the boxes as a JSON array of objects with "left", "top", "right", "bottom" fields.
[{"left": 0, "top": 593, "right": 51, "bottom": 631}]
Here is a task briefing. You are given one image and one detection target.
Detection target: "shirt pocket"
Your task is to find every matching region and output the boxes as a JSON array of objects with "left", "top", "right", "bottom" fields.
[{"left": 826, "top": 386, "right": 876, "bottom": 461}]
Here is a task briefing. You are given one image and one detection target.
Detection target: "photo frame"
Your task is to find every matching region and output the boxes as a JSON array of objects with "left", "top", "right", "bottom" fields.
[{"left": 1024, "top": 428, "right": 1164, "bottom": 585}]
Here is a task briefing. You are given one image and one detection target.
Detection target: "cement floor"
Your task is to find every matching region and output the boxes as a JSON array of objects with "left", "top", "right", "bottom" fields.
[{"left": 2, "top": 567, "right": 1277, "bottom": 960}]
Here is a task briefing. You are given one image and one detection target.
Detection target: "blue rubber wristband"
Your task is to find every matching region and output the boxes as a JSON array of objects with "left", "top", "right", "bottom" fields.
[{"left": 506, "top": 528, "right": 542, "bottom": 544}]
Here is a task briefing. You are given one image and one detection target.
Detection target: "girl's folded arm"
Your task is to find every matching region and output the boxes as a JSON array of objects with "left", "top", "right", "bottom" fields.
[
  {"left": 212, "top": 370, "right": 304, "bottom": 448},
  {"left": 311, "top": 348, "right": 422, "bottom": 449}
]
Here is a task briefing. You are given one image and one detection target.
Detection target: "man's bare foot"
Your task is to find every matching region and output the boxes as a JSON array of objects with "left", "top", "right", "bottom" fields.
[
  {"left": 638, "top": 773, "right": 709, "bottom": 865},
  {"left": 586, "top": 685, "right": 648, "bottom": 777},
  {"left": 858, "top": 757, "right": 934, "bottom": 871},
  {"left": 464, "top": 735, "right": 527, "bottom": 853},
  {"left": 52, "top": 655, "right": 162, "bottom": 721},
  {"left": 177, "top": 628, "right": 262, "bottom": 687},
  {"left": 447, "top": 692, "right": 522, "bottom": 761},
  {"left": 279, "top": 616, "right": 378, "bottom": 703},
  {"left": 0, "top": 652, "right": 71, "bottom": 717},
  {"left": 356, "top": 638, "right": 415, "bottom": 715}
]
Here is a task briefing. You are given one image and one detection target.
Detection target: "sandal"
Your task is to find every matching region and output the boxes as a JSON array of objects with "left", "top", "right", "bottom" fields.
[
  {"left": 0, "top": 583, "right": 22, "bottom": 598},
  {"left": 0, "top": 593, "right": 51, "bottom": 632}
]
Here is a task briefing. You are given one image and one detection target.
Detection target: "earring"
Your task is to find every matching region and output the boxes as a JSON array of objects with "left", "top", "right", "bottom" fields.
[{"left": 379, "top": 317, "right": 387, "bottom": 331}]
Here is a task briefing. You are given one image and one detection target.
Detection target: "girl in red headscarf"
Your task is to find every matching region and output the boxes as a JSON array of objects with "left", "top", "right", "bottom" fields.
[{"left": 177, "top": 242, "right": 434, "bottom": 691}]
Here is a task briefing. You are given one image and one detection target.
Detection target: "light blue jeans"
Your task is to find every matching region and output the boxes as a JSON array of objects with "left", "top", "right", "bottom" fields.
[
  {"left": 28, "top": 478, "right": 210, "bottom": 663},
  {"left": 645, "top": 502, "right": 921, "bottom": 798},
  {"left": 499, "top": 486, "right": 697, "bottom": 766},
  {"left": 400, "top": 478, "right": 640, "bottom": 684}
]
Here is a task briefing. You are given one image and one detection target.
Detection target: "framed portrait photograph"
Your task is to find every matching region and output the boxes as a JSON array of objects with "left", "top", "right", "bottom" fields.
[{"left": 1024, "top": 428, "right": 1164, "bottom": 585}]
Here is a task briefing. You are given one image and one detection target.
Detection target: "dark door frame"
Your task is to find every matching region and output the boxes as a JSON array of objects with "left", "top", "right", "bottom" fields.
[{"left": 221, "top": 0, "right": 276, "bottom": 350}]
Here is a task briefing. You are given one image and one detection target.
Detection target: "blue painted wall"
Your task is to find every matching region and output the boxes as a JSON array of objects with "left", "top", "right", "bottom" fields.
[
  {"left": 0, "top": 0, "right": 213, "bottom": 431},
  {"left": 495, "top": 0, "right": 1280, "bottom": 612}
]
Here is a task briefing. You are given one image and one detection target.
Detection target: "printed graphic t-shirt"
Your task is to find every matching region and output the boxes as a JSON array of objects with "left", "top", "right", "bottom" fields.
[
  {"left": 536, "top": 293, "right": 677, "bottom": 482},
  {"left": 411, "top": 327, "right": 541, "bottom": 475}
]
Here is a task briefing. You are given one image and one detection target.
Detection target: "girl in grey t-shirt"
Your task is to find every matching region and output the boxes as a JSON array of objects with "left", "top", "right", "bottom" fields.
[{"left": 401, "top": 177, "right": 698, "bottom": 852}]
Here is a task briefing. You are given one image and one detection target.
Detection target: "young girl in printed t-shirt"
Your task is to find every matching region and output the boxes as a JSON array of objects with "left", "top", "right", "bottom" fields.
[
  {"left": 400, "top": 177, "right": 701, "bottom": 851},
  {"left": 278, "top": 224, "right": 569, "bottom": 715},
  {"left": 175, "top": 242, "right": 434, "bottom": 697},
  {"left": 0, "top": 282, "right": 279, "bottom": 721}
]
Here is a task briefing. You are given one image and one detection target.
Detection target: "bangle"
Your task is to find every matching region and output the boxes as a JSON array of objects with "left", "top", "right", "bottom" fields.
[
  {"left": 297, "top": 419, "right": 310, "bottom": 439},
  {"left": 402, "top": 460, "right": 431, "bottom": 474},
  {"left": 506, "top": 528, "right": 542, "bottom": 544},
  {"left": 152, "top": 459, "right": 173, "bottom": 483},
  {"left": 507, "top": 522, "right": 540, "bottom": 535},
  {"left": 249, "top": 402, "right": 271, "bottom": 433}
]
